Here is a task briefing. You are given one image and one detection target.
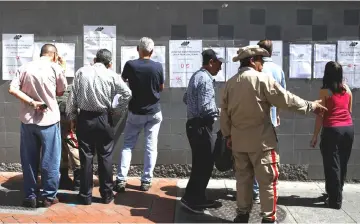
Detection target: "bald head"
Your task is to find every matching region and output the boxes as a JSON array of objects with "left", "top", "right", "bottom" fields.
[
  {"left": 40, "top": 44, "right": 57, "bottom": 57},
  {"left": 257, "top": 39, "right": 273, "bottom": 57}
]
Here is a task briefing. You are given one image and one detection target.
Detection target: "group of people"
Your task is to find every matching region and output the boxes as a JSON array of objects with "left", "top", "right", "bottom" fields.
[{"left": 8, "top": 37, "right": 353, "bottom": 224}]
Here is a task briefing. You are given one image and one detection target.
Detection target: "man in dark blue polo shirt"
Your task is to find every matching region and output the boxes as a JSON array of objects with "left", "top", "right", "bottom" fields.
[{"left": 115, "top": 37, "right": 164, "bottom": 192}]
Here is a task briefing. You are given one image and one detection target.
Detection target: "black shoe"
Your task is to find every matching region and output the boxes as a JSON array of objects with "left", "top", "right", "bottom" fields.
[
  {"left": 261, "top": 219, "right": 278, "bottom": 224},
  {"left": 234, "top": 213, "right": 250, "bottom": 223},
  {"left": 326, "top": 198, "right": 341, "bottom": 210},
  {"left": 140, "top": 181, "right": 151, "bottom": 191},
  {"left": 73, "top": 169, "right": 80, "bottom": 191},
  {"left": 180, "top": 198, "right": 205, "bottom": 214},
  {"left": 196, "top": 199, "right": 222, "bottom": 208},
  {"left": 43, "top": 197, "right": 59, "bottom": 208},
  {"left": 77, "top": 194, "right": 92, "bottom": 205},
  {"left": 102, "top": 194, "right": 114, "bottom": 204},
  {"left": 23, "top": 198, "right": 37, "bottom": 208},
  {"left": 113, "top": 180, "right": 126, "bottom": 193},
  {"left": 59, "top": 168, "right": 73, "bottom": 190}
]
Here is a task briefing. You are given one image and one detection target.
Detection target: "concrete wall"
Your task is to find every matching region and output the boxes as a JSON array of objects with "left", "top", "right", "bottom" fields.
[{"left": 0, "top": 1, "right": 360, "bottom": 178}]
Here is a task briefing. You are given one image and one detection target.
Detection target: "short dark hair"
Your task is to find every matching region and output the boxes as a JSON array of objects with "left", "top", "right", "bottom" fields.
[
  {"left": 240, "top": 58, "right": 251, "bottom": 68},
  {"left": 95, "top": 49, "right": 112, "bottom": 66},
  {"left": 202, "top": 49, "right": 220, "bottom": 66},
  {"left": 40, "top": 44, "right": 57, "bottom": 57},
  {"left": 257, "top": 40, "right": 273, "bottom": 56},
  {"left": 322, "top": 61, "right": 345, "bottom": 94}
]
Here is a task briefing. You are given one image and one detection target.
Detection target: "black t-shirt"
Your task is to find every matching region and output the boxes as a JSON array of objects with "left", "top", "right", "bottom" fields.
[{"left": 122, "top": 59, "right": 164, "bottom": 115}]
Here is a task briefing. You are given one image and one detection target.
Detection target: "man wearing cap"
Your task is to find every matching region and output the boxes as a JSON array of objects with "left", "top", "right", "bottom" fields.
[
  {"left": 220, "top": 45, "right": 327, "bottom": 223},
  {"left": 66, "top": 49, "right": 132, "bottom": 205},
  {"left": 181, "top": 49, "right": 226, "bottom": 214}
]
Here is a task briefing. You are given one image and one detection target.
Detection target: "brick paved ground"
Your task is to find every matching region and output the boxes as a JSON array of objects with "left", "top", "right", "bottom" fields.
[{"left": 0, "top": 172, "right": 177, "bottom": 223}]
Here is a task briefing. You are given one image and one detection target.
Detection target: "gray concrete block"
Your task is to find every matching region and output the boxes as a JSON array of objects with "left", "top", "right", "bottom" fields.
[
  {"left": 160, "top": 103, "right": 172, "bottom": 119},
  {"left": 327, "top": 25, "right": 359, "bottom": 40},
  {"left": 0, "top": 103, "right": 5, "bottom": 118},
  {"left": 283, "top": 26, "right": 312, "bottom": 41},
  {"left": 171, "top": 134, "right": 190, "bottom": 150},
  {"left": 278, "top": 135, "right": 294, "bottom": 153},
  {"left": 294, "top": 118, "right": 315, "bottom": 135},
  {"left": 353, "top": 134, "right": 360, "bottom": 150},
  {"left": 4, "top": 103, "right": 19, "bottom": 118},
  {"left": 0, "top": 148, "right": 7, "bottom": 163},
  {"left": 131, "top": 149, "right": 144, "bottom": 165},
  {"left": 294, "top": 135, "right": 312, "bottom": 150},
  {"left": 4, "top": 117, "right": 20, "bottom": 133},
  {"left": 353, "top": 119, "right": 360, "bottom": 134},
  {"left": 346, "top": 165, "right": 360, "bottom": 179},
  {"left": 277, "top": 118, "right": 294, "bottom": 134},
  {"left": 159, "top": 119, "right": 171, "bottom": 134},
  {"left": 279, "top": 151, "right": 295, "bottom": 164},
  {"left": 348, "top": 148, "right": 360, "bottom": 165},
  {"left": 170, "top": 88, "right": 187, "bottom": 103},
  {"left": 5, "top": 132, "right": 20, "bottom": 150},
  {"left": 170, "top": 119, "right": 186, "bottom": 134},
  {"left": 156, "top": 150, "right": 172, "bottom": 165},
  {"left": 3, "top": 89, "right": 18, "bottom": 103},
  {"left": 134, "top": 133, "right": 145, "bottom": 150},
  {"left": 170, "top": 149, "right": 187, "bottom": 164},
  {"left": 307, "top": 165, "right": 325, "bottom": 179},
  {"left": 201, "top": 25, "right": 218, "bottom": 39},
  {"left": 158, "top": 134, "right": 172, "bottom": 150},
  {"left": 0, "top": 132, "right": 6, "bottom": 147},
  {"left": 0, "top": 118, "right": 5, "bottom": 132},
  {"left": 168, "top": 103, "right": 187, "bottom": 119},
  {"left": 159, "top": 88, "right": 171, "bottom": 103}
]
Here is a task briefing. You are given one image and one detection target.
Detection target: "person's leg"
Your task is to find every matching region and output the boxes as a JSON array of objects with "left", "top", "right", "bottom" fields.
[
  {"left": 96, "top": 113, "right": 115, "bottom": 203},
  {"left": 66, "top": 131, "right": 81, "bottom": 191},
  {"left": 38, "top": 123, "right": 62, "bottom": 207},
  {"left": 76, "top": 112, "right": 96, "bottom": 205},
  {"left": 253, "top": 178, "right": 260, "bottom": 203},
  {"left": 253, "top": 149, "right": 280, "bottom": 223},
  {"left": 321, "top": 127, "right": 341, "bottom": 209},
  {"left": 115, "top": 112, "right": 144, "bottom": 192},
  {"left": 59, "top": 138, "right": 73, "bottom": 190},
  {"left": 20, "top": 123, "right": 41, "bottom": 208},
  {"left": 141, "top": 111, "right": 162, "bottom": 190},
  {"left": 233, "top": 151, "right": 253, "bottom": 223}
]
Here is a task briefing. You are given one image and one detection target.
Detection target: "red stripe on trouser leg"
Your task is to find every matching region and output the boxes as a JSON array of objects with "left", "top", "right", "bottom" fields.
[{"left": 270, "top": 149, "right": 279, "bottom": 221}]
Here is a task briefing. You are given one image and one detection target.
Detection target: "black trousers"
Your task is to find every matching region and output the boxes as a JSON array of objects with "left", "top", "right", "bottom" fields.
[
  {"left": 183, "top": 117, "right": 214, "bottom": 204},
  {"left": 320, "top": 125, "right": 354, "bottom": 208},
  {"left": 76, "top": 110, "right": 115, "bottom": 199}
]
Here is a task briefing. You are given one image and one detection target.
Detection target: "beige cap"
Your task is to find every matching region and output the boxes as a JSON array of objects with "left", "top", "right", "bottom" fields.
[{"left": 232, "top": 45, "right": 270, "bottom": 62}]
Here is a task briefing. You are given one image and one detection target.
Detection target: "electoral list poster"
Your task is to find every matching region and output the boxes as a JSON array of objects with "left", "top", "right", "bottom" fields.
[
  {"left": 83, "top": 25, "right": 116, "bottom": 71},
  {"left": 2, "top": 34, "right": 34, "bottom": 80},
  {"left": 169, "top": 40, "right": 202, "bottom": 88}
]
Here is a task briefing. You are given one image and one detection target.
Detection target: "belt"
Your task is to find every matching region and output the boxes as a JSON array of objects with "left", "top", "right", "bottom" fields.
[
  {"left": 79, "top": 110, "right": 114, "bottom": 127},
  {"left": 188, "top": 117, "right": 214, "bottom": 126}
]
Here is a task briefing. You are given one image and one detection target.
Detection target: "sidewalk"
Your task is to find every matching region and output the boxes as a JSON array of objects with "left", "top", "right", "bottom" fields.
[{"left": 1, "top": 172, "right": 360, "bottom": 223}]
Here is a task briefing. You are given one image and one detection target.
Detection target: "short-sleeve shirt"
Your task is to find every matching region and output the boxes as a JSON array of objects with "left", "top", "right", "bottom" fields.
[
  {"left": 122, "top": 59, "right": 164, "bottom": 115},
  {"left": 9, "top": 57, "right": 67, "bottom": 126}
]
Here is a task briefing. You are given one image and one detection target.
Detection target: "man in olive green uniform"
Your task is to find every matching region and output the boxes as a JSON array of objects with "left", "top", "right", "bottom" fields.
[
  {"left": 58, "top": 85, "right": 81, "bottom": 191},
  {"left": 220, "top": 45, "right": 327, "bottom": 223}
]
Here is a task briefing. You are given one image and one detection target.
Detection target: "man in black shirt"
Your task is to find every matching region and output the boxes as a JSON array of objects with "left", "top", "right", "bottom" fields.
[{"left": 114, "top": 37, "right": 164, "bottom": 192}]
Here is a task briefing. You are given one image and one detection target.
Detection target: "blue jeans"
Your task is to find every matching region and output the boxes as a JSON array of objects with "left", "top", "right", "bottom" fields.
[
  {"left": 117, "top": 111, "right": 162, "bottom": 183},
  {"left": 253, "top": 178, "right": 259, "bottom": 197},
  {"left": 20, "top": 122, "right": 61, "bottom": 200}
]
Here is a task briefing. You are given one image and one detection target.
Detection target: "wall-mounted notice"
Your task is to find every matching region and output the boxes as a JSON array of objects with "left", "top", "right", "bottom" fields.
[
  {"left": 225, "top": 47, "right": 240, "bottom": 81},
  {"left": 249, "top": 40, "right": 283, "bottom": 69},
  {"left": 120, "top": 46, "right": 166, "bottom": 80},
  {"left": 313, "top": 44, "right": 336, "bottom": 79},
  {"left": 169, "top": 40, "right": 202, "bottom": 88},
  {"left": 33, "top": 42, "right": 76, "bottom": 77},
  {"left": 337, "top": 40, "right": 360, "bottom": 88},
  {"left": 2, "top": 34, "right": 34, "bottom": 80},
  {"left": 84, "top": 25, "right": 116, "bottom": 71},
  {"left": 289, "top": 44, "right": 312, "bottom": 79},
  {"left": 203, "top": 47, "right": 225, "bottom": 82}
]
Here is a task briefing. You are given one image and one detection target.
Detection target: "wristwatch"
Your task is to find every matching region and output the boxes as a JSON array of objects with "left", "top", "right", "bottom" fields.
[{"left": 308, "top": 101, "right": 314, "bottom": 112}]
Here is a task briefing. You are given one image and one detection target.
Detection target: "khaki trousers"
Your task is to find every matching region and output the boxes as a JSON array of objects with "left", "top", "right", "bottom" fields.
[
  {"left": 60, "top": 116, "right": 80, "bottom": 170},
  {"left": 233, "top": 149, "right": 280, "bottom": 222}
]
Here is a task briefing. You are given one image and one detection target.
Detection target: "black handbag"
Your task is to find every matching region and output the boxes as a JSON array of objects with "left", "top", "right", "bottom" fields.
[{"left": 214, "top": 130, "right": 234, "bottom": 172}]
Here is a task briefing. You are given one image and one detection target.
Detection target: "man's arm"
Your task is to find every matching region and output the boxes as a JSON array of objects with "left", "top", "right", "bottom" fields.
[
  {"left": 121, "top": 62, "right": 131, "bottom": 82},
  {"left": 8, "top": 68, "right": 45, "bottom": 109},
  {"left": 220, "top": 84, "right": 231, "bottom": 137},
  {"left": 114, "top": 75, "right": 132, "bottom": 112},
  {"left": 197, "top": 77, "right": 217, "bottom": 117},
  {"left": 276, "top": 70, "right": 286, "bottom": 123},
  {"left": 159, "top": 64, "right": 165, "bottom": 92},
  {"left": 54, "top": 64, "right": 67, "bottom": 96},
  {"left": 66, "top": 71, "right": 80, "bottom": 121}
]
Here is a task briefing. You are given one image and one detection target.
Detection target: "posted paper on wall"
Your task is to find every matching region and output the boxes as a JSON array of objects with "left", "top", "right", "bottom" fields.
[
  {"left": 169, "top": 40, "right": 202, "bottom": 88},
  {"left": 202, "top": 47, "right": 225, "bottom": 82},
  {"left": 2, "top": 34, "right": 34, "bottom": 80},
  {"left": 33, "top": 42, "right": 76, "bottom": 77},
  {"left": 289, "top": 44, "right": 312, "bottom": 79},
  {"left": 84, "top": 25, "right": 116, "bottom": 71},
  {"left": 337, "top": 40, "right": 360, "bottom": 88},
  {"left": 249, "top": 40, "right": 283, "bottom": 68},
  {"left": 313, "top": 44, "right": 336, "bottom": 79},
  {"left": 225, "top": 47, "right": 240, "bottom": 81},
  {"left": 120, "top": 46, "right": 166, "bottom": 80}
]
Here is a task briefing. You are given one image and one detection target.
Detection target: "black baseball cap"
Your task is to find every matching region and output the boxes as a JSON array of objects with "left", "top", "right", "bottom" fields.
[{"left": 202, "top": 49, "right": 227, "bottom": 64}]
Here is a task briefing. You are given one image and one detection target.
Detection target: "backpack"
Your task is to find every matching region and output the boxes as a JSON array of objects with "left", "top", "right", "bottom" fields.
[{"left": 214, "top": 130, "right": 234, "bottom": 172}]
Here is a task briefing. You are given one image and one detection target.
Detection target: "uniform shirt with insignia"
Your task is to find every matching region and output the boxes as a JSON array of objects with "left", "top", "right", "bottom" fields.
[{"left": 66, "top": 63, "right": 132, "bottom": 120}]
